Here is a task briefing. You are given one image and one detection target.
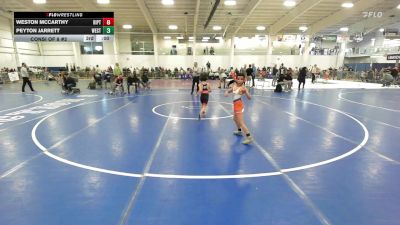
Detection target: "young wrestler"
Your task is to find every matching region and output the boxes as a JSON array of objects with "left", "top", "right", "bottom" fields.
[
  {"left": 114, "top": 74, "right": 124, "bottom": 94},
  {"left": 198, "top": 73, "right": 211, "bottom": 119},
  {"left": 224, "top": 73, "right": 253, "bottom": 144}
]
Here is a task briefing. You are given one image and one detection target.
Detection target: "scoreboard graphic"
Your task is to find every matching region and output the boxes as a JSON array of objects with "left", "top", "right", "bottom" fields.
[{"left": 14, "top": 12, "right": 114, "bottom": 42}]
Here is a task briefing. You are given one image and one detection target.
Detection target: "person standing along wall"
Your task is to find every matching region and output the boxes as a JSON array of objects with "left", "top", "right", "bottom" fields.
[
  {"left": 114, "top": 63, "right": 122, "bottom": 77},
  {"left": 311, "top": 64, "right": 317, "bottom": 83},
  {"left": 272, "top": 64, "right": 278, "bottom": 86},
  {"left": 206, "top": 61, "right": 211, "bottom": 72},
  {"left": 21, "top": 62, "right": 35, "bottom": 93},
  {"left": 246, "top": 64, "right": 253, "bottom": 87},
  {"left": 251, "top": 63, "right": 256, "bottom": 87},
  {"left": 298, "top": 67, "right": 307, "bottom": 89}
]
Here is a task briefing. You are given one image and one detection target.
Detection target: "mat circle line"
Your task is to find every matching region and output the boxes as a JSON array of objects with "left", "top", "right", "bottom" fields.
[
  {"left": 31, "top": 94, "right": 369, "bottom": 179},
  {"left": 338, "top": 91, "right": 400, "bottom": 112},
  {"left": 152, "top": 101, "right": 233, "bottom": 120},
  {"left": 0, "top": 92, "right": 43, "bottom": 113}
]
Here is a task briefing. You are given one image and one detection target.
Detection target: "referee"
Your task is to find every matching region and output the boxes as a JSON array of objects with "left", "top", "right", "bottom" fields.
[
  {"left": 191, "top": 62, "right": 200, "bottom": 95},
  {"left": 21, "top": 62, "right": 35, "bottom": 92}
]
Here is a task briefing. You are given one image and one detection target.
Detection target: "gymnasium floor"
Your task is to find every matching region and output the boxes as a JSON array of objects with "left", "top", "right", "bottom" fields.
[{"left": 0, "top": 79, "right": 399, "bottom": 225}]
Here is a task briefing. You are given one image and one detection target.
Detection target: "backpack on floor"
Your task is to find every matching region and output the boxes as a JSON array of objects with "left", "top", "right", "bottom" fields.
[
  {"left": 88, "top": 81, "right": 96, "bottom": 90},
  {"left": 274, "top": 84, "right": 282, "bottom": 92}
]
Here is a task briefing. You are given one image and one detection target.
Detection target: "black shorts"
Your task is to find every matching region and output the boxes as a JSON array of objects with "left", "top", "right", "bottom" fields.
[{"left": 200, "top": 94, "right": 209, "bottom": 104}]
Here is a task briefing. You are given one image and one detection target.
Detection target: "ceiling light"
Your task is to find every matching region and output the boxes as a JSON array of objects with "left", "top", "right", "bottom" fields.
[
  {"left": 161, "top": 0, "right": 174, "bottom": 5},
  {"left": 256, "top": 26, "right": 266, "bottom": 31},
  {"left": 177, "top": 36, "right": 184, "bottom": 39},
  {"left": 189, "top": 36, "right": 194, "bottom": 40},
  {"left": 164, "top": 36, "right": 171, "bottom": 40},
  {"left": 224, "top": 0, "right": 236, "bottom": 6},
  {"left": 97, "top": 0, "right": 110, "bottom": 4},
  {"left": 122, "top": 24, "right": 132, "bottom": 29},
  {"left": 379, "top": 28, "right": 384, "bottom": 32},
  {"left": 397, "top": 4, "right": 400, "bottom": 9},
  {"left": 299, "top": 26, "right": 308, "bottom": 31},
  {"left": 213, "top": 26, "right": 222, "bottom": 31},
  {"left": 340, "top": 27, "right": 349, "bottom": 32},
  {"left": 283, "top": 0, "right": 296, "bottom": 7},
  {"left": 215, "top": 37, "right": 223, "bottom": 40},
  {"left": 33, "top": 0, "right": 46, "bottom": 4},
  {"left": 202, "top": 39, "right": 209, "bottom": 42},
  {"left": 168, "top": 25, "right": 178, "bottom": 30},
  {"left": 371, "top": 38, "right": 375, "bottom": 41},
  {"left": 341, "top": 2, "right": 353, "bottom": 8},
  {"left": 189, "top": 39, "right": 194, "bottom": 42},
  {"left": 203, "top": 37, "right": 210, "bottom": 40}
]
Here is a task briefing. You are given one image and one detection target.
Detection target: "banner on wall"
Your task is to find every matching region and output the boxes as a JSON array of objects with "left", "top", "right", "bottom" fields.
[
  {"left": 322, "top": 35, "right": 337, "bottom": 42},
  {"left": 283, "top": 35, "right": 296, "bottom": 42},
  {"left": 299, "top": 35, "right": 309, "bottom": 43},
  {"left": 384, "top": 29, "right": 398, "bottom": 36},
  {"left": 337, "top": 35, "right": 350, "bottom": 43},
  {"left": 387, "top": 54, "right": 400, "bottom": 60},
  {"left": 8, "top": 72, "right": 19, "bottom": 82}
]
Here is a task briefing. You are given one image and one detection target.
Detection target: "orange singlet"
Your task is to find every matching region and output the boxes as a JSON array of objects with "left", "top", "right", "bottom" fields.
[{"left": 232, "top": 86, "right": 245, "bottom": 114}]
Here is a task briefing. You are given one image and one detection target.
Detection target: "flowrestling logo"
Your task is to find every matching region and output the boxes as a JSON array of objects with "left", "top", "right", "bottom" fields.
[
  {"left": 0, "top": 99, "right": 84, "bottom": 126},
  {"left": 362, "top": 11, "right": 383, "bottom": 18}
]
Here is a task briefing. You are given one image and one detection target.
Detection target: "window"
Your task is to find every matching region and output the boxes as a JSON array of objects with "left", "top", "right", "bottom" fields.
[
  {"left": 80, "top": 42, "right": 104, "bottom": 55},
  {"left": 131, "top": 34, "right": 154, "bottom": 55}
]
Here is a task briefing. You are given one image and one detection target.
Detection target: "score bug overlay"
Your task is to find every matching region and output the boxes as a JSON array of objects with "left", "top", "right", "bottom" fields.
[{"left": 14, "top": 12, "right": 114, "bottom": 42}]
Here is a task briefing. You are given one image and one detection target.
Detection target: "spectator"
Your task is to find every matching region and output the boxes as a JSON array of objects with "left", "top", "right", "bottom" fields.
[
  {"left": 246, "top": 64, "right": 253, "bottom": 87},
  {"left": 272, "top": 64, "right": 278, "bottom": 86},
  {"left": 279, "top": 63, "right": 287, "bottom": 77},
  {"left": 311, "top": 64, "right": 319, "bottom": 83},
  {"left": 218, "top": 68, "right": 227, "bottom": 89},
  {"left": 113, "top": 74, "right": 124, "bottom": 93},
  {"left": 284, "top": 69, "right": 293, "bottom": 91},
  {"left": 127, "top": 73, "right": 140, "bottom": 94},
  {"left": 298, "top": 67, "right": 307, "bottom": 89},
  {"left": 360, "top": 71, "right": 366, "bottom": 82},
  {"left": 141, "top": 71, "right": 151, "bottom": 90},
  {"left": 391, "top": 67, "right": 398, "bottom": 80},
  {"left": 251, "top": 63, "right": 256, "bottom": 87},
  {"left": 382, "top": 71, "right": 394, "bottom": 87},
  {"left": 64, "top": 74, "right": 76, "bottom": 92},
  {"left": 95, "top": 65, "right": 102, "bottom": 76},
  {"left": 114, "top": 63, "right": 122, "bottom": 77}
]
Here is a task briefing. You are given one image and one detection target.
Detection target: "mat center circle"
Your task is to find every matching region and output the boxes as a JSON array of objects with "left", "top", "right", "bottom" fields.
[{"left": 152, "top": 101, "right": 234, "bottom": 120}]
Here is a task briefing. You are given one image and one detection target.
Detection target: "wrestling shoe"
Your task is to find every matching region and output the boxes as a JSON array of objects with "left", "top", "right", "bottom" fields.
[{"left": 242, "top": 136, "right": 253, "bottom": 144}]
